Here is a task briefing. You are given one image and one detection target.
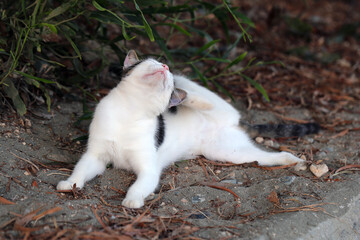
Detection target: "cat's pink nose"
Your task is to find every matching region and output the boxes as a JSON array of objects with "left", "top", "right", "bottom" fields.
[{"left": 162, "top": 64, "right": 169, "bottom": 70}]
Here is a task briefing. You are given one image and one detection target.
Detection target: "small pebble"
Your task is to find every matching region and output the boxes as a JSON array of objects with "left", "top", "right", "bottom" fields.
[
  {"left": 191, "top": 194, "right": 205, "bottom": 203},
  {"left": 215, "top": 170, "right": 221, "bottom": 174},
  {"left": 255, "top": 137, "right": 264, "bottom": 143},
  {"left": 226, "top": 171, "right": 236, "bottom": 179},
  {"left": 220, "top": 179, "right": 237, "bottom": 184},
  {"left": 24, "top": 119, "right": 31, "bottom": 128},
  {"left": 181, "top": 198, "right": 188, "bottom": 204},
  {"left": 317, "top": 151, "right": 327, "bottom": 158},
  {"left": 280, "top": 176, "right": 296, "bottom": 185},
  {"left": 264, "top": 140, "right": 274, "bottom": 147},
  {"left": 171, "top": 207, "right": 178, "bottom": 214},
  {"left": 188, "top": 213, "right": 207, "bottom": 219},
  {"left": 264, "top": 140, "right": 280, "bottom": 149},
  {"left": 310, "top": 163, "right": 329, "bottom": 178}
]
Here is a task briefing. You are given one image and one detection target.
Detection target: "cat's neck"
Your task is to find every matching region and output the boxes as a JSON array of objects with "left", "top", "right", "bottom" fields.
[{"left": 111, "top": 82, "right": 166, "bottom": 118}]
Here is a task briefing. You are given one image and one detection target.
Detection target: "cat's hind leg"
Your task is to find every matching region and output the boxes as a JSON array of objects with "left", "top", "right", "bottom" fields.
[
  {"left": 57, "top": 152, "right": 106, "bottom": 190},
  {"left": 202, "top": 127, "right": 304, "bottom": 167}
]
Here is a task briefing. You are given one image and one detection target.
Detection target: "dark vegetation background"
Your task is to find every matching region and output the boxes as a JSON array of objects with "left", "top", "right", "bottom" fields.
[
  {"left": 1, "top": 0, "right": 359, "bottom": 121},
  {"left": 0, "top": 0, "right": 260, "bottom": 116}
]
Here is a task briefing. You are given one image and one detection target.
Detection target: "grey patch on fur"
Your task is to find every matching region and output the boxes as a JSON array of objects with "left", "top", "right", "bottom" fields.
[{"left": 240, "top": 121, "right": 320, "bottom": 138}]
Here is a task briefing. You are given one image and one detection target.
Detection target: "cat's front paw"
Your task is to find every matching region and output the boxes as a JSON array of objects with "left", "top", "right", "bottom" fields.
[
  {"left": 122, "top": 198, "right": 144, "bottom": 208},
  {"left": 57, "top": 180, "right": 81, "bottom": 190}
]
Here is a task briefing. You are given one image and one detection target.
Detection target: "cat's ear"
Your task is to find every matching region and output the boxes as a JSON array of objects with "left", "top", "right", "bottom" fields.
[
  {"left": 124, "top": 50, "right": 139, "bottom": 68},
  {"left": 168, "top": 88, "right": 187, "bottom": 108}
]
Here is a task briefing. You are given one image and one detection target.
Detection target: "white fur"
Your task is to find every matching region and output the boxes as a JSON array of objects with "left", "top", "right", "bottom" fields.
[{"left": 57, "top": 58, "right": 304, "bottom": 208}]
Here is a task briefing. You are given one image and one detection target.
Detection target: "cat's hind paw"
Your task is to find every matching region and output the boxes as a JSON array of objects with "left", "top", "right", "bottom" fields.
[
  {"left": 294, "top": 160, "right": 307, "bottom": 171},
  {"left": 122, "top": 198, "right": 144, "bottom": 208},
  {"left": 282, "top": 152, "right": 307, "bottom": 171},
  {"left": 57, "top": 180, "right": 80, "bottom": 190}
]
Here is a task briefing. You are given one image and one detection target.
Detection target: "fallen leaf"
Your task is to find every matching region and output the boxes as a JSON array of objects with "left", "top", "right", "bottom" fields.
[
  {"left": 330, "top": 129, "right": 349, "bottom": 139},
  {"left": 206, "top": 184, "right": 241, "bottom": 200},
  {"left": 267, "top": 191, "right": 280, "bottom": 205},
  {"left": 0, "top": 196, "right": 15, "bottom": 205},
  {"left": 335, "top": 164, "right": 360, "bottom": 173},
  {"left": 273, "top": 113, "right": 310, "bottom": 124},
  {"left": 14, "top": 207, "right": 43, "bottom": 227},
  {"left": 13, "top": 224, "right": 42, "bottom": 232},
  {"left": 32, "top": 180, "right": 38, "bottom": 188},
  {"left": 32, "top": 206, "right": 62, "bottom": 221},
  {"left": 253, "top": 162, "right": 297, "bottom": 170}
]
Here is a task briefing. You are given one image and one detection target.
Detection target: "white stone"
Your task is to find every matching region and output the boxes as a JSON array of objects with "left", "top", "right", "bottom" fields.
[{"left": 310, "top": 163, "right": 329, "bottom": 178}]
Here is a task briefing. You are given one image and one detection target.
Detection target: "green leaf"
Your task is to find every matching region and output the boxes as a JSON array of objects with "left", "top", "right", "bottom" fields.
[
  {"left": 195, "top": 39, "right": 220, "bottom": 56},
  {"left": 62, "top": 32, "right": 82, "bottom": 60},
  {"left": 24, "top": 78, "right": 41, "bottom": 88},
  {"left": 14, "top": 70, "right": 56, "bottom": 84},
  {"left": 72, "top": 135, "right": 89, "bottom": 142},
  {"left": 43, "top": 88, "right": 52, "bottom": 112},
  {"left": 122, "top": 22, "right": 135, "bottom": 40},
  {"left": 44, "top": 0, "right": 77, "bottom": 21},
  {"left": 239, "top": 73, "right": 270, "bottom": 102},
  {"left": 133, "top": 0, "right": 154, "bottom": 41},
  {"left": 15, "top": 70, "right": 67, "bottom": 90},
  {"left": 184, "top": 23, "right": 213, "bottom": 42},
  {"left": 255, "top": 60, "right": 285, "bottom": 68},
  {"left": 210, "top": 79, "right": 234, "bottom": 102},
  {"left": 153, "top": 29, "right": 174, "bottom": 64},
  {"left": 222, "top": 0, "right": 252, "bottom": 42},
  {"left": 233, "top": 11, "right": 255, "bottom": 28},
  {"left": 39, "top": 23, "right": 58, "bottom": 34},
  {"left": 224, "top": 51, "right": 247, "bottom": 70},
  {"left": 190, "top": 63, "right": 208, "bottom": 87},
  {"left": 202, "top": 57, "right": 231, "bottom": 63},
  {"left": 92, "top": 0, "right": 106, "bottom": 11},
  {"left": 157, "top": 23, "right": 191, "bottom": 37},
  {"left": 75, "top": 111, "right": 94, "bottom": 126},
  {"left": 3, "top": 78, "right": 27, "bottom": 115}
]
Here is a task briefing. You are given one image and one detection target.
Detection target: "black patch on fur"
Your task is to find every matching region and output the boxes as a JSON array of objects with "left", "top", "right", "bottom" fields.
[
  {"left": 155, "top": 114, "right": 165, "bottom": 149},
  {"left": 251, "top": 123, "right": 320, "bottom": 137},
  {"left": 109, "top": 63, "right": 124, "bottom": 78},
  {"left": 168, "top": 106, "right": 177, "bottom": 114},
  {"left": 121, "top": 60, "right": 144, "bottom": 78}
]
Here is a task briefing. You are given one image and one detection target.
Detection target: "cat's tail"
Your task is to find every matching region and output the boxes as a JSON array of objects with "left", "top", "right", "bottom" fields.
[{"left": 240, "top": 121, "right": 320, "bottom": 138}]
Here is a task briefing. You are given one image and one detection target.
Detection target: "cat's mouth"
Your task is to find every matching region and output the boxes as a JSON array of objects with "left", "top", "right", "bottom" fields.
[
  {"left": 145, "top": 69, "right": 167, "bottom": 79},
  {"left": 144, "top": 68, "right": 171, "bottom": 90}
]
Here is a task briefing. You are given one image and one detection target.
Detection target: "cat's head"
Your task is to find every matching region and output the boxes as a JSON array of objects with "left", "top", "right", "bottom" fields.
[{"left": 121, "top": 50, "right": 186, "bottom": 113}]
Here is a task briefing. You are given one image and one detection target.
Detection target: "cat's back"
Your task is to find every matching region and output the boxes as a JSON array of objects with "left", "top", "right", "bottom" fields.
[{"left": 174, "top": 75, "right": 240, "bottom": 125}]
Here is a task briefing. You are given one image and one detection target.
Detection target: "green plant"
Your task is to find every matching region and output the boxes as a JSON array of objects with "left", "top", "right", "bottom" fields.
[{"left": 0, "top": 0, "right": 266, "bottom": 116}]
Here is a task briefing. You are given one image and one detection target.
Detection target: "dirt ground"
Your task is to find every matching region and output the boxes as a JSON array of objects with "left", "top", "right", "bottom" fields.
[
  {"left": 1, "top": 0, "right": 360, "bottom": 239},
  {"left": 0, "top": 99, "right": 359, "bottom": 239}
]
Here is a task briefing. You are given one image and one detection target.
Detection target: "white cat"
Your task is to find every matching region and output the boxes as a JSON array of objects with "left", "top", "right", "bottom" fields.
[{"left": 57, "top": 50, "right": 305, "bottom": 208}]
